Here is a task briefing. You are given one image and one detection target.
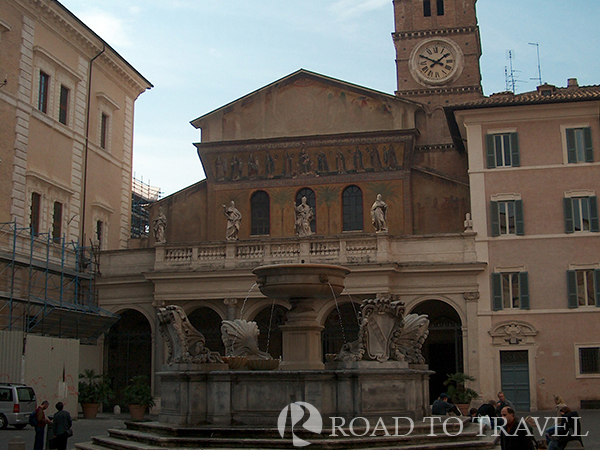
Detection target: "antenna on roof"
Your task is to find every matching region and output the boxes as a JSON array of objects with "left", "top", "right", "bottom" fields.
[
  {"left": 528, "top": 42, "right": 543, "bottom": 86},
  {"left": 504, "top": 50, "right": 526, "bottom": 93}
]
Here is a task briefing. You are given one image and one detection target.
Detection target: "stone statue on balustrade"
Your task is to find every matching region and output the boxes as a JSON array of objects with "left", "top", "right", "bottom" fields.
[
  {"left": 157, "top": 305, "right": 223, "bottom": 364},
  {"left": 370, "top": 194, "right": 388, "bottom": 232},
  {"left": 223, "top": 201, "right": 242, "bottom": 240},
  {"left": 294, "top": 196, "right": 313, "bottom": 237},
  {"left": 153, "top": 207, "right": 167, "bottom": 244},
  {"left": 334, "top": 294, "right": 429, "bottom": 364}
]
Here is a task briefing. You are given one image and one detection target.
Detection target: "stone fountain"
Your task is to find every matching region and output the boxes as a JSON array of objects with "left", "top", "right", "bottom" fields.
[
  {"left": 252, "top": 263, "right": 350, "bottom": 370},
  {"left": 156, "top": 263, "right": 433, "bottom": 427}
]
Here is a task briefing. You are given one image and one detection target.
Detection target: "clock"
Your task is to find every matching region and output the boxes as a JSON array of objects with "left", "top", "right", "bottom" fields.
[{"left": 409, "top": 38, "right": 463, "bottom": 86}]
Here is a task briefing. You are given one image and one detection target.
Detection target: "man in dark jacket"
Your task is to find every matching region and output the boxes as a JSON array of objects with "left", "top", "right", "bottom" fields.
[
  {"left": 432, "top": 393, "right": 462, "bottom": 416},
  {"left": 33, "top": 400, "right": 50, "bottom": 450},
  {"left": 51, "top": 402, "right": 73, "bottom": 450},
  {"left": 499, "top": 407, "right": 535, "bottom": 450}
]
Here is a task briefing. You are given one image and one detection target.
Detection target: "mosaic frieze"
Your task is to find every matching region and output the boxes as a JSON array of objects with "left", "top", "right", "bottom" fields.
[{"left": 209, "top": 142, "right": 405, "bottom": 182}]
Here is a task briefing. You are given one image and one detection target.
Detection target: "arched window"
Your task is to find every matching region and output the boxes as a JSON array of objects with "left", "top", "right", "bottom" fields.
[
  {"left": 251, "top": 191, "right": 270, "bottom": 235},
  {"left": 296, "top": 188, "right": 316, "bottom": 233},
  {"left": 436, "top": 0, "right": 444, "bottom": 15},
  {"left": 423, "top": 0, "right": 431, "bottom": 17},
  {"left": 342, "top": 185, "right": 363, "bottom": 231}
]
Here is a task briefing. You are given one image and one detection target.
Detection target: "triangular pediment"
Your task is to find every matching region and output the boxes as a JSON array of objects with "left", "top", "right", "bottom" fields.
[{"left": 191, "top": 69, "right": 420, "bottom": 142}]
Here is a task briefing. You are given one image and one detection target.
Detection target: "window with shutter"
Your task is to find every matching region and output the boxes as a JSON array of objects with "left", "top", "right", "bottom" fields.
[
  {"left": 567, "top": 269, "right": 598, "bottom": 308},
  {"left": 491, "top": 200, "right": 523, "bottom": 236},
  {"left": 565, "top": 196, "right": 599, "bottom": 233},
  {"left": 492, "top": 271, "right": 529, "bottom": 310},
  {"left": 566, "top": 127, "right": 593, "bottom": 163},
  {"left": 485, "top": 133, "right": 519, "bottom": 168}
]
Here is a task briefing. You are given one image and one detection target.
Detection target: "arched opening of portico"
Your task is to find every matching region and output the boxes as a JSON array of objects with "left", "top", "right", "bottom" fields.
[
  {"left": 410, "top": 300, "right": 463, "bottom": 402},
  {"left": 105, "top": 309, "right": 152, "bottom": 408},
  {"left": 321, "top": 301, "right": 361, "bottom": 362},
  {"left": 188, "top": 306, "right": 225, "bottom": 355},
  {"left": 251, "top": 304, "right": 288, "bottom": 359}
]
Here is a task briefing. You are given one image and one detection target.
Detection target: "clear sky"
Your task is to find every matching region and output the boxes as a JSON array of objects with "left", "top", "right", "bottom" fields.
[{"left": 57, "top": 0, "right": 600, "bottom": 197}]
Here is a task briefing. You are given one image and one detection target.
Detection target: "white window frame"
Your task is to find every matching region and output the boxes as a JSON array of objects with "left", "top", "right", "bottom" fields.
[
  {"left": 485, "top": 127, "right": 517, "bottom": 169},
  {"left": 561, "top": 123, "right": 590, "bottom": 164},
  {"left": 32, "top": 46, "right": 81, "bottom": 127},
  {"left": 96, "top": 92, "right": 120, "bottom": 153},
  {"left": 575, "top": 344, "right": 600, "bottom": 379}
]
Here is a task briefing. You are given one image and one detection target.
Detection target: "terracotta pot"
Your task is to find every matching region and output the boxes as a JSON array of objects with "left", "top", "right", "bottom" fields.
[
  {"left": 128, "top": 404, "right": 146, "bottom": 421},
  {"left": 81, "top": 403, "right": 100, "bottom": 419},
  {"left": 456, "top": 403, "right": 471, "bottom": 415}
]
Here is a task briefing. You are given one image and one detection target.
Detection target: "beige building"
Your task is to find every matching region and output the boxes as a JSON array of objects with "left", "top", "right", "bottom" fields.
[
  {"left": 449, "top": 81, "right": 600, "bottom": 411},
  {"left": 0, "top": 0, "right": 151, "bottom": 408}
]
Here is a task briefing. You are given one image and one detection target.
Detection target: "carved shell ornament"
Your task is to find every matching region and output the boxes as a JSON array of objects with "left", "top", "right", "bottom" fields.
[{"left": 221, "top": 319, "right": 272, "bottom": 360}]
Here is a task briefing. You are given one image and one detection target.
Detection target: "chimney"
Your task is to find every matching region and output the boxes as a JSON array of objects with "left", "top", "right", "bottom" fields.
[{"left": 567, "top": 78, "right": 579, "bottom": 89}]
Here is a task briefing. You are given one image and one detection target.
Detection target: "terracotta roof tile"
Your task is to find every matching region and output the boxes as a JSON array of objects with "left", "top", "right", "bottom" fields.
[{"left": 449, "top": 84, "right": 600, "bottom": 109}]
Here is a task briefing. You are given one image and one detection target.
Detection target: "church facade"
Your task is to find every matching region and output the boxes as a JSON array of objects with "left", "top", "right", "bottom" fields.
[{"left": 96, "top": 0, "right": 600, "bottom": 412}]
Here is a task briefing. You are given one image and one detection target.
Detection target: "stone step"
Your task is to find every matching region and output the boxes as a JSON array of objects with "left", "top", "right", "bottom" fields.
[
  {"left": 76, "top": 436, "right": 499, "bottom": 450},
  {"left": 124, "top": 418, "right": 474, "bottom": 439},
  {"left": 87, "top": 426, "right": 498, "bottom": 450}
]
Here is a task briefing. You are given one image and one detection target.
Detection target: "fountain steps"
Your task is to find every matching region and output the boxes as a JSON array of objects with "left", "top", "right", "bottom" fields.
[{"left": 74, "top": 421, "right": 500, "bottom": 450}]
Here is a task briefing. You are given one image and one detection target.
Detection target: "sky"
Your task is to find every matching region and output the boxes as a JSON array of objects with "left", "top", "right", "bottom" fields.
[{"left": 57, "top": 0, "right": 600, "bottom": 197}]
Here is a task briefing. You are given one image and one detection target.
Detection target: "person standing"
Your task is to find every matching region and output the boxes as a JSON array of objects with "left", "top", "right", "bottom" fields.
[
  {"left": 51, "top": 402, "right": 72, "bottom": 450},
  {"left": 499, "top": 407, "right": 535, "bottom": 450},
  {"left": 33, "top": 400, "right": 50, "bottom": 450},
  {"left": 496, "top": 391, "right": 515, "bottom": 416}
]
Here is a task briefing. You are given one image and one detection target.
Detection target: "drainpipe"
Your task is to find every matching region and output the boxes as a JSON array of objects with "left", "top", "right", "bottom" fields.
[{"left": 80, "top": 44, "right": 105, "bottom": 246}]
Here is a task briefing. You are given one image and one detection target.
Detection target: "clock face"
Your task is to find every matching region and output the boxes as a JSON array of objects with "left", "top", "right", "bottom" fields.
[{"left": 409, "top": 38, "right": 463, "bottom": 86}]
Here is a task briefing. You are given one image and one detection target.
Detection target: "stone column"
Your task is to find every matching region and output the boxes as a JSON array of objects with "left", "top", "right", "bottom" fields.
[
  {"left": 279, "top": 299, "right": 325, "bottom": 370},
  {"left": 223, "top": 298, "right": 238, "bottom": 321}
]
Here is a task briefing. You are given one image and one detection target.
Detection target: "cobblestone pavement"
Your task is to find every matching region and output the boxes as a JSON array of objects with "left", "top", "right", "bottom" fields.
[{"left": 1, "top": 410, "right": 598, "bottom": 450}]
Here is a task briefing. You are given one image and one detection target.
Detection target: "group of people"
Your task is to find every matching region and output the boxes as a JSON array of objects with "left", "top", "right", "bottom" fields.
[
  {"left": 33, "top": 401, "right": 73, "bottom": 450},
  {"left": 433, "top": 392, "right": 584, "bottom": 450}
]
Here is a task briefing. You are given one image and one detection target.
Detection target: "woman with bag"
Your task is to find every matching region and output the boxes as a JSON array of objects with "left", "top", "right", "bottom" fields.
[{"left": 50, "top": 402, "right": 73, "bottom": 450}]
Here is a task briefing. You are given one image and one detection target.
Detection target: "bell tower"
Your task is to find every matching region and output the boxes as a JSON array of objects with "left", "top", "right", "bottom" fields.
[{"left": 392, "top": 0, "right": 483, "bottom": 145}]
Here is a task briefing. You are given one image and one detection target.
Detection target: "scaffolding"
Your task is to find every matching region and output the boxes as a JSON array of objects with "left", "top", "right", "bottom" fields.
[
  {"left": 0, "top": 221, "right": 118, "bottom": 343},
  {"left": 131, "top": 176, "right": 161, "bottom": 239}
]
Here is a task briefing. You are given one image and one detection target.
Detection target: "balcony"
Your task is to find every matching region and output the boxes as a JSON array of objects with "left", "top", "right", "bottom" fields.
[{"left": 154, "top": 232, "right": 478, "bottom": 271}]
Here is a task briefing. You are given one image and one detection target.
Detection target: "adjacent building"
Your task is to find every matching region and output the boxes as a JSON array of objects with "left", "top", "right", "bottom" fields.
[
  {"left": 449, "top": 81, "right": 600, "bottom": 411},
  {"left": 0, "top": 0, "right": 151, "bottom": 410}
]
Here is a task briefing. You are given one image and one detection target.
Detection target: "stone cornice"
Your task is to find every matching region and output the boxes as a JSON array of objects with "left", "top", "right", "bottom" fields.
[
  {"left": 396, "top": 85, "right": 483, "bottom": 97},
  {"left": 22, "top": 0, "right": 151, "bottom": 95},
  {"left": 196, "top": 130, "right": 417, "bottom": 152},
  {"left": 393, "top": 26, "right": 479, "bottom": 41}
]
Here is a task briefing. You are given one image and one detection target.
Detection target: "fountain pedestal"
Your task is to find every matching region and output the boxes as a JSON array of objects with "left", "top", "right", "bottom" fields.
[{"left": 252, "top": 264, "right": 350, "bottom": 370}]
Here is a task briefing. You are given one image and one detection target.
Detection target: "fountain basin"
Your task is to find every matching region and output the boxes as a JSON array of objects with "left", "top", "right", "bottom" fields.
[
  {"left": 252, "top": 263, "right": 350, "bottom": 300},
  {"left": 158, "top": 364, "right": 432, "bottom": 426}
]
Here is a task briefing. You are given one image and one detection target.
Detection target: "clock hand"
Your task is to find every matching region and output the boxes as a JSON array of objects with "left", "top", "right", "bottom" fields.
[
  {"left": 434, "top": 52, "right": 451, "bottom": 64},
  {"left": 419, "top": 54, "right": 439, "bottom": 65}
]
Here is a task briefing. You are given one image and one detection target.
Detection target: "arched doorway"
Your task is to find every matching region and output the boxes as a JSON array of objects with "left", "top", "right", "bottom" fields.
[
  {"left": 252, "top": 304, "right": 288, "bottom": 359},
  {"left": 410, "top": 300, "right": 463, "bottom": 402},
  {"left": 322, "top": 302, "right": 361, "bottom": 361},
  {"left": 105, "top": 309, "right": 152, "bottom": 408},
  {"left": 188, "top": 307, "right": 225, "bottom": 355}
]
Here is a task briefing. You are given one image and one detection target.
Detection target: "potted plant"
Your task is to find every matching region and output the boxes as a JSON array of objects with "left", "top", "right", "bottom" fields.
[
  {"left": 122, "top": 375, "right": 155, "bottom": 420},
  {"left": 78, "top": 369, "right": 114, "bottom": 419},
  {"left": 443, "top": 372, "right": 479, "bottom": 414}
]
